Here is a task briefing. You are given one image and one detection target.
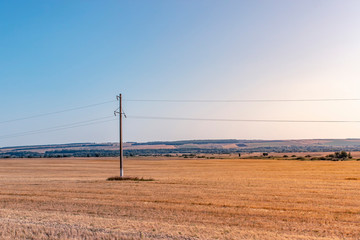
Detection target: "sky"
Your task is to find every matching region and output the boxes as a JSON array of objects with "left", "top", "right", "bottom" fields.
[{"left": 1, "top": 0, "right": 360, "bottom": 147}]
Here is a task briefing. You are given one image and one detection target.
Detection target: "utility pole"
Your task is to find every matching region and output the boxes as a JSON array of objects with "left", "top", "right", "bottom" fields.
[{"left": 115, "top": 94, "right": 125, "bottom": 177}]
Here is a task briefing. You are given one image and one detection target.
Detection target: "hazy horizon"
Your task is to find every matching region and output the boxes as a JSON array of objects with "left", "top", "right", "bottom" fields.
[{"left": 4, "top": 137, "right": 360, "bottom": 149}]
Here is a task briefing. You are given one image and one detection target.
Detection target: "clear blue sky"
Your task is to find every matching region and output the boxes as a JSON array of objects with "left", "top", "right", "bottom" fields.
[{"left": 1, "top": 0, "right": 360, "bottom": 147}]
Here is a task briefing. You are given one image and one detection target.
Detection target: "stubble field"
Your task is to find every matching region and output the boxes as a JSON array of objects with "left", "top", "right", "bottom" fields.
[{"left": 0, "top": 157, "right": 359, "bottom": 239}]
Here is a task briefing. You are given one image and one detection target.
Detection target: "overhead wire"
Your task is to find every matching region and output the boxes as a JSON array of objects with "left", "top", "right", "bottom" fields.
[
  {"left": 125, "top": 98, "right": 360, "bottom": 103},
  {"left": 0, "top": 100, "right": 116, "bottom": 125},
  {"left": 0, "top": 116, "right": 116, "bottom": 140},
  {"left": 3, "top": 114, "right": 360, "bottom": 141},
  {"left": 2, "top": 97, "right": 360, "bottom": 141},
  {"left": 2, "top": 97, "right": 360, "bottom": 125},
  {"left": 128, "top": 115, "right": 360, "bottom": 123}
]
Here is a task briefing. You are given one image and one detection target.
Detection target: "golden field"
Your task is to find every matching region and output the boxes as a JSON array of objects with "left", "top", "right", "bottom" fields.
[{"left": 0, "top": 157, "right": 359, "bottom": 239}]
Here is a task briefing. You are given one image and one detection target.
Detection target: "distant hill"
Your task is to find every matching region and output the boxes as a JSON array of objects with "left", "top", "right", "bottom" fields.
[{"left": 1, "top": 139, "right": 360, "bottom": 158}]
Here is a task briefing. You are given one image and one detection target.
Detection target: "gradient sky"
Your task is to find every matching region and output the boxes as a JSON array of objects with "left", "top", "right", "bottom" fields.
[{"left": 1, "top": 0, "right": 360, "bottom": 147}]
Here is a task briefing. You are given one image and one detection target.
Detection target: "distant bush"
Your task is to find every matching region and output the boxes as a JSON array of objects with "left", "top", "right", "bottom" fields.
[
  {"left": 325, "top": 151, "right": 353, "bottom": 161},
  {"left": 283, "top": 155, "right": 288, "bottom": 158},
  {"left": 107, "top": 176, "right": 154, "bottom": 181},
  {"left": 335, "top": 151, "right": 348, "bottom": 159},
  {"left": 344, "top": 177, "right": 358, "bottom": 180}
]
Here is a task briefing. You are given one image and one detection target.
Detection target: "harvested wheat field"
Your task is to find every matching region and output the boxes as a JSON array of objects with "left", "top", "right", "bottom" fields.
[{"left": 0, "top": 157, "right": 359, "bottom": 240}]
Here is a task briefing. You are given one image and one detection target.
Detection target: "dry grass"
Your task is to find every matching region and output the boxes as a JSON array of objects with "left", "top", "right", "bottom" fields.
[{"left": 0, "top": 157, "right": 359, "bottom": 239}]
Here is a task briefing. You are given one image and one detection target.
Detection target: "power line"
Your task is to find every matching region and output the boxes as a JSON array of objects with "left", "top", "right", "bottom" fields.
[
  {"left": 2, "top": 114, "right": 360, "bottom": 142},
  {"left": 1, "top": 97, "right": 358, "bottom": 126},
  {"left": 0, "top": 116, "right": 115, "bottom": 140},
  {"left": 128, "top": 115, "right": 360, "bottom": 123},
  {"left": 0, "top": 119, "right": 116, "bottom": 140},
  {"left": 0, "top": 116, "right": 114, "bottom": 139},
  {"left": 3, "top": 114, "right": 359, "bottom": 141},
  {"left": 3, "top": 96, "right": 360, "bottom": 142},
  {"left": 0, "top": 100, "right": 116, "bottom": 125},
  {"left": 125, "top": 98, "right": 360, "bottom": 103}
]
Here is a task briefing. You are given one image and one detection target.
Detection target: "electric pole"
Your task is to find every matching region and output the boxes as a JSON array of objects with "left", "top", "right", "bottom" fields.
[{"left": 115, "top": 94, "right": 125, "bottom": 177}]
